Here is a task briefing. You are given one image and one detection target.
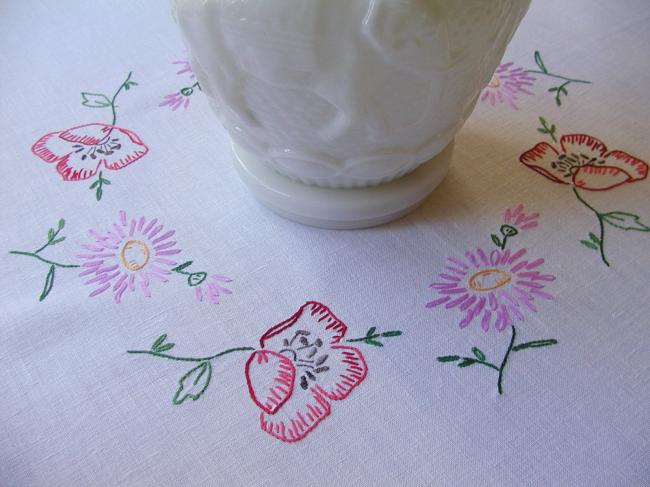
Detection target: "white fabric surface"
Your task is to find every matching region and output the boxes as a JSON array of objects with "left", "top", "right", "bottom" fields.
[{"left": 1, "top": 1, "right": 649, "bottom": 486}]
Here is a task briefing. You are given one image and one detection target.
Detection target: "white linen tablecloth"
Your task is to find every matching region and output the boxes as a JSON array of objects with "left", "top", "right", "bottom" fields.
[{"left": 1, "top": 1, "right": 649, "bottom": 486}]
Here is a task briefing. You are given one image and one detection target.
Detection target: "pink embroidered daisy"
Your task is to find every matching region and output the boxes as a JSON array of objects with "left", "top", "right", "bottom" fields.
[
  {"left": 77, "top": 211, "right": 181, "bottom": 303},
  {"left": 426, "top": 248, "right": 555, "bottom": 332},
  {"left": 480, "top": 62, "right": 535, "bottom": 109},
  {"left": 194, "top": 275, "right": 232, "bottom": 304}
]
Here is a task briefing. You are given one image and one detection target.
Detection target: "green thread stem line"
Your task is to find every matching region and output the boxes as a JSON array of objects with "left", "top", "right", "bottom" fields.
[
  {"left": 525, "top": 70, "right": 591, "bottom": 84},
  {"left": 33, "top": 230, "right": 61, "bottom": 254},
  {"left": 467, "top": 359, "right": 499, "bottom": 371},
  {"left": 573, "top": 187, "right": 610, "bottom": 267},
  {"left": 497, "top": 325, "right": 517, "bottom": 395},
  {"left": 9, "top": 250, "right": 79, "bottom": 268},
  {"left": 126, "top": 346, "right": 254, "bottom": 363},
  {"left": 110, "top": 71, "right": 132, "bottom": 126},
  {"left": 346, "top": 337, "right": 369, "bottom": 343}
]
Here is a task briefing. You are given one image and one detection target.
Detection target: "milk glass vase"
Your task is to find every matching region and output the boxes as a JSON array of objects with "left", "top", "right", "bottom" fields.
[{"left": 174, "top": 0, "right": 531, "bottom": 228}]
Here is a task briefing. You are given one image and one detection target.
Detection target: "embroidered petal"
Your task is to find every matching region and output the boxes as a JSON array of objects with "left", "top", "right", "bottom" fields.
[
  {"left": 259, "top": 388, "right": 331, "bottom": 443},
  {"left": 519, "top": 142, "right": 568, "bottom": 185},
  {"left": 313, "top": 346, "right": 367, "bottom": 401},
  {"left": 573, "top": 165, "right": 633, "bottom": 191},
  {"left": 260, "top": 301, "right": 347, "bottom": 349},
  {"left": 245, "top": 351, "right": 295, "bottom": 415},
  {"left": 559, "top": 134, "right": 608, "bottom": 159},
  {"left": 32, "top": 128, "right": 102, "bottom": 180},
  {"left": 605, "top": 150, "right": 648, "bottom": 181},
  {"left": 101, "top": 126, "right": 149, "bottom": 171}
]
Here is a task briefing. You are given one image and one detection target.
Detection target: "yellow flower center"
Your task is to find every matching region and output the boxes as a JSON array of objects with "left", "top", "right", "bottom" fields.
[
  {"left": 468, "top": 268, "right": 511, "bottom": 292},
  {"left": 487, "top": 75, "right": 501, "bottom": 88},
  {"left": 120, "top": 239, "right": 150, "bottom": 271}
]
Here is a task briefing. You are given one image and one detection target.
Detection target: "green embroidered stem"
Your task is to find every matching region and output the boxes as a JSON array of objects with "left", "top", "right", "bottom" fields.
[
  {"left": 525, "top": 70, "right": 591, "bottom": 85},
  {"left": 126, "top": 346, "right": 254, "bottom": 363},
  {"left": 527, "top": 51, "right": 590, "bottom": 106},
  {"left": 110, "top": 71, "right": 133, "bottom": 126},
  {"left": 437, "top": 326, "right": 558, "bottom": 395},
  {"left": 346, "top": 327, "right": 402, "bottom": 347},
  {"left": 573, "top": 187, "right": 610, "bottom": 267},
  {"left": 89, "top": 171, "right": 111, "bottom": 201},
  {"left": 537, "top": 116, "right": 557, "bottom": 143},
  {"left": 8, "top": 251, "right": 79, "bottom": 268},
  {"left": 497, "top": 325, "right": 517, "bottom": 395}
]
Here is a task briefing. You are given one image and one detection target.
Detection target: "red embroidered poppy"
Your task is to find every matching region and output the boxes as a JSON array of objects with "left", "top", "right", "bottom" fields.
[
  {"left": 32, "top": 123, "right": 148, "bottom": 181},
  {"left": 519, "top": 134, "right": 648, "bottom": 191},
  {"left": 245, "top": 302, "right": 368, "bottom": 443}
]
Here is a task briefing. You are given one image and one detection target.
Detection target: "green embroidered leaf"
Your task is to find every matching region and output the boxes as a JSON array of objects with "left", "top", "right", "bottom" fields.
[
  {"left": 47, "top": 228, "right": 54, "bottom": 241},
  {"left": 548, "top": 87, "right": 558, "bottom": 93},
  {"left": 50, "top": 237, "right": 65, "bottom": 246},
  {"left": 602, "top": 212, "right": 650, "bottom": 232},
  {"left": 457, "top": 358, "right": 476, "bottom": 368},
  {"left": 187, "top": 272, "right": 208, "bottom": 287},
  {"left": 172, "top": 261, "right": 193, "bottom": 272},
  {"left": 364, "top": 338, "right": 383, "bottom": 347},
  {"left": 89, "top": 180, "right": 100, "bottom": 189},
  {"left": 57, "top": 218, "right": 65, "bottom": 230},
  {"left": 151, "top": 335, "right": 175, "bottom": 353},
  {"left": 437, "top": 355, "right": 460, "bottom": 363},
  {"left": 152, "top": 334, "right": 167, "bottom": 350},
  {"left": 95, "top": 186, "right": 103, "bottom": 201},
  {"left": 512, "top": 339, "right": 558, "bottom": 352},
  {"left": 472, "top": 347, "right": 486, "bottom": 362},
  {"left": 39, "top": 265, "right": 55, "bottom": 302},
  {"left": 366, "top": 326, "right": 377, "bottom": 337},
  {"left": 81, "top": 92, "right": 111, "bottom": 108},
  {"left": 173, "top": 362, "right": 212, "bottom": 405},
  {"left": 491, "top": 234, "right": 502, "bottom": 248},
  {"left": 589, "top": 232, "right": 601, "bottom": 244},
  {"left": 534, "top": 51, "right": 547, "bottom": 73},
  {"left": 580, "top": 240, "right": 598, "bottom": 250},
  {"left": 381, "top": 331, "right": 402, "bottom": 338},
  {"left": 101, "top": 178, "right": 111, "bottom": 185}
]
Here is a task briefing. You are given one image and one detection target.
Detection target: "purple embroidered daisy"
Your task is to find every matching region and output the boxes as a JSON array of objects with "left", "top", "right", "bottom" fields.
[
  {"left": 426, "top": 248, "right": 555, "bottom": 332},
  {"left": 480, "top": 62, "right": 535, "bottom": 109},
  {"left": 77, "top": 210, "right": 181, "bottom": 303}
]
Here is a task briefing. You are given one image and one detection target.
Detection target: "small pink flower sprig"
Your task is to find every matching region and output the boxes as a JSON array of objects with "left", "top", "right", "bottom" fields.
[
  {"left": 491, "top": 204, "right": 539, "bottom": 250},
  {"left": 160, "top": 59, "right": 201, "bottom": 111}
]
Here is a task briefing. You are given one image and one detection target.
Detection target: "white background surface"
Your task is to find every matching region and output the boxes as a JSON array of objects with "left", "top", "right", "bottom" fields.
[{"left": 1, "top": 1, "right": 649, "bottom": 486}]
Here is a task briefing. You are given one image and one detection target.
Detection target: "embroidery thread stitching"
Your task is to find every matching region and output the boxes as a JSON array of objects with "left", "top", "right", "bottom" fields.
[
  {"left": 9, "top": 219, "right": 79, "bottom": 301},
  {"left": 127, "top": 302, "right": 402, "bottom": 443}
]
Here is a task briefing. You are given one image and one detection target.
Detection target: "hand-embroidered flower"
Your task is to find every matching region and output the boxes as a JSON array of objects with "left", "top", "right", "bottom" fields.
[
  {"left": 160, "top": 58, "right": 201, "bottom": 111},
  {"left": 426, "top": 248, "right": 555, "bottom": 332},
  {"left": 520, "top": 134, "right": 648, "bottom": 191},
  {"left": 480, "top": 62, "right": 535, "bottom": 109},
  {"left": 77, "top": 210, "right": 181, "bottom": 303},
  {"left": 245, "top": 302, "right": 368, "bottom": 443},
  {"left": 32, "top": 123, "right": 148, "bottom": 182},
  {"left": 31, "top": 72, "right": 145, "bottom": 201},
  {"left": 492, "top": 204, "right": 540, "bottom": 250}
]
